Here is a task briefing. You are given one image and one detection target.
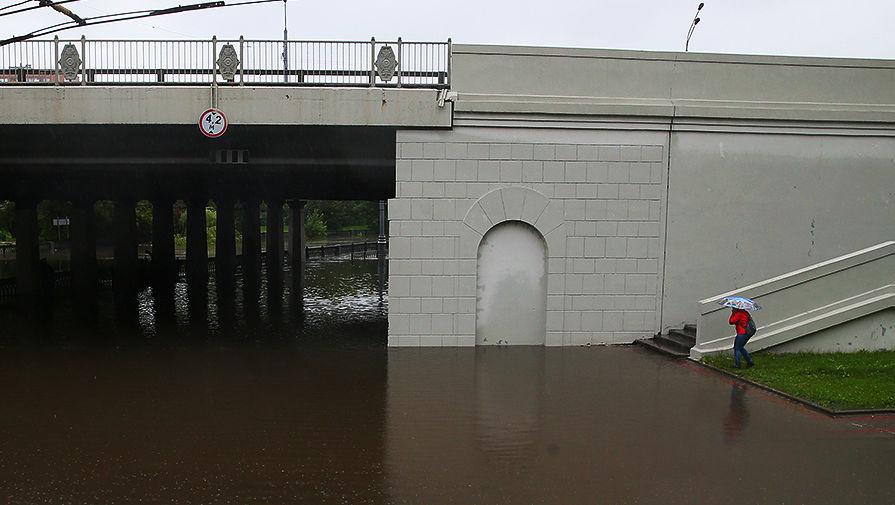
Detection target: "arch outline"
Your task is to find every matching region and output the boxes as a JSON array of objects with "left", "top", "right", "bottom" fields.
[{"left": 459, "top": 186, "right": 567, "bottom": 345}]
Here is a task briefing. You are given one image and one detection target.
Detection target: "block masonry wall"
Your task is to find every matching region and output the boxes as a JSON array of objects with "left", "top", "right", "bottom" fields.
[{"left": 388, "top": 127, "right": 668, "bottom": 346}]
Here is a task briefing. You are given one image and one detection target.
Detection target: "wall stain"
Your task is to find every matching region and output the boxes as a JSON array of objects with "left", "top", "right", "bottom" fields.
[{"left": 808, "top": 217, "right": 816, "bottom": 256}]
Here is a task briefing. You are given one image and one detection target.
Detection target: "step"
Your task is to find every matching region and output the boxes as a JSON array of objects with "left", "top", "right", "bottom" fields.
[
  {"left": 635, "top": 337, "right": 689, "bottom": 358},
  {"left": 653, "top": 334, "right": 693, "bottom": 354},
  {"left": 665, "top": 329, "right": 696, "bottom": 348},
  {"left": 635, "top": 324, "right": 698, "bottom": 359}
]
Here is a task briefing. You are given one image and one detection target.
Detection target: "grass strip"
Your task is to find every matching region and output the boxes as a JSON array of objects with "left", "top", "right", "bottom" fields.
[{"left": 703, "top": 350, "right": 895, "bottom": 411}]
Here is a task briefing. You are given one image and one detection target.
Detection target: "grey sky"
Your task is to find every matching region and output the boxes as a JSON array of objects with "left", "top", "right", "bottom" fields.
[{"left": 6, "top": 0, "right": 895, "bottom": 59}]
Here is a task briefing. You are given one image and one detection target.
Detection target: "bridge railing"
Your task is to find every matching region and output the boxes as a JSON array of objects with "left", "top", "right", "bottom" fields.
[{"left": 0, "top": 37, "right": 451, "bottom": 88}]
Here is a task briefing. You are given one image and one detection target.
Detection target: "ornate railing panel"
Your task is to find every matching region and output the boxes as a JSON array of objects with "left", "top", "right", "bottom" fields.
[{"left": 0, "top": 37, "right": 451, "bottom": 88}]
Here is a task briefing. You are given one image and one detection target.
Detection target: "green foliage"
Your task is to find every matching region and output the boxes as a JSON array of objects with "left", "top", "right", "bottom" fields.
[
  {"left": 174, "top": 201, "right": 187, "bottom": 236},
  {"left": 206, "top": 225, "right": 217, "bottom": 247},
  {"left": 136, "top": 201, "right": 153, "bottom": 242},
  {"left": 704, "top": 350, "right": 895, "bottom": 410},
  {"left": 206, "top": 207, "right": 217, "bottom": 228},
  {"left": 37, "top": 200, "right": 72, "bottom": 240},
  {"left": 305, "top": 200, "right": 379, "bottom": 233},
  {"left": 173, "top": 233, "right": 187, "bottom": 250},
  {"left": 0, "top": 200, "right": 14, "bottom": 239},
  {"left": 305, "top": 208, "right": 328, "bottom": 239}
]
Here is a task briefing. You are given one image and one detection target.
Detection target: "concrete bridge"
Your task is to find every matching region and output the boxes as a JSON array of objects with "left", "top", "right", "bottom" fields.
[{"left": 2, "top": 38, "right": 894, "bottom": 351}]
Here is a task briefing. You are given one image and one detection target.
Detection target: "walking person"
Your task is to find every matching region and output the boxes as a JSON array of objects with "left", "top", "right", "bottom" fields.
[{"left": 729, "top": 307, "right": 754, "bottom": 369}]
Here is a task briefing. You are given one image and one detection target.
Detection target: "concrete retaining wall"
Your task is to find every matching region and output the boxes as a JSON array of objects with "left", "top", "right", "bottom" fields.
[
  {"left": 389, "top": 44, "right": 895, "bottom": 346},
  {"left": 389, "top": 127, "right": 667, "bottom": 346}
]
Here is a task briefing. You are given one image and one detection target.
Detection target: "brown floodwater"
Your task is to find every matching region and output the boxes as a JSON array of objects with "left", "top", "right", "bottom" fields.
[{"left": 1, "top": 256, "right": 894, "bottom": 504}]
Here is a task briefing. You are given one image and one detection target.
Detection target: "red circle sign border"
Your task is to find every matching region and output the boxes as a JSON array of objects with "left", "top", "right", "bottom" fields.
[{"left": 199, "top": 108, "right": 228, "bottom": 138}]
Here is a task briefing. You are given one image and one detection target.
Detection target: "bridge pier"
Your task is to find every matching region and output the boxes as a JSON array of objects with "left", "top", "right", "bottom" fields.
[
  {"left": 215, "top": 198, "right": 237, "bottom": 299},
  {"left": 70, "top": 199, "right": 97, "bottom": 307},
  {"left": 186, "top": 198, "right": 208, "bottom": 322},
  {"left": 288, "top": 200, "right": 306, "bottom": 306},
  {"left": 242, "top": 199, "right": 262, "bottom": 319},
  {"left": 14, "top": 198, "right": 40, "bottom": 309},
  {"left": 152, "top": 199, "right": 176, "bottom": 288},
  {"left": 186, "top": 198, "right": 208, "bottom": 288},
  {"left": 113, "top": 198, "right": 138, "bottom": 309},
  {"left": 266, "top": 199, "right": 284, "bottom": 310}
]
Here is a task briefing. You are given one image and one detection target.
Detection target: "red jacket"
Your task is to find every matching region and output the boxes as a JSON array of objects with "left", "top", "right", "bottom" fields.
[{"left": 729, "top": 309, "right": 750, "bottom": 335}]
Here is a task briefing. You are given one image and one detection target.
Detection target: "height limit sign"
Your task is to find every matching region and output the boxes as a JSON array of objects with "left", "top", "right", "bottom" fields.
[{"left": 199, "top": 108, "right": 228, "bottom": 138}]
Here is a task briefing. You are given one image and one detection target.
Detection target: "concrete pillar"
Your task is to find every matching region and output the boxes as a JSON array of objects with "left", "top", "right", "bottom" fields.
[
  {"left": 378, "top": 199, "right": 387, "bottom": 301},
  {"left": 14, "top": 198, "right": 40, "bottom": 307},
  {"left": 378, "top": 199, "right": 387, "bottom": 257},
  {"left": 287, "top": 200, "right": 306, "bottom": 301},
  {"left": 266, "top": 199, "right": 284, "bottom": 282},
  {"left": 113, "top": 199, "right": 138, "bottom": 307},
  {"left": 242, "top": 199, "right": 262, "bottom": 279},
  {"left": 70, "top": 198, "right": 97, "bottom": 304},
  {"left": 186, "top": 198, "right": 208, "bottom": 324},
  {"left": 266, "top": 199, "right": 285, "bottom": 314},
  {"left": 215, "top": 198, "right": 237, "bottom": 294},
  {"left": 152, "top": 199, "right": 176, "bottom": 287},
  {"left": 242, "top": 199, "right": 262, "bottom": 321},
  {"left": 186, "top": 198, "right": 208, "bottom": 288}
]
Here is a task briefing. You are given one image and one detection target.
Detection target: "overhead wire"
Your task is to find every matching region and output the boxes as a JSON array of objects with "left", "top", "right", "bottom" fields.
[
  {"left": 37, "top": 0, "right": 86, "bottom": 25},
  {"left": 0, "top": 1, "right": 36, "bottom": 13},
  {"left": 1, "top": 0, "right": 284, "bottom": 46},
  {"left": 0, "top": 0, "right": 80, "bottom": 17},
  {"left": 77, "top": 1, "right": 192, "bottom": 38}
]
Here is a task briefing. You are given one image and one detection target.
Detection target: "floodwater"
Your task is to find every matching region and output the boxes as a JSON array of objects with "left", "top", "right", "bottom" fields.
[{"left": 1, "top": 257, "right": 894, "bottom": 504}]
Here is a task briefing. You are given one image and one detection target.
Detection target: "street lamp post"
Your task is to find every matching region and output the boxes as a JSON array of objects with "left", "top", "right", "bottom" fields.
[{"left": 685, "top": 2, "right": 704, "bottom": 52}]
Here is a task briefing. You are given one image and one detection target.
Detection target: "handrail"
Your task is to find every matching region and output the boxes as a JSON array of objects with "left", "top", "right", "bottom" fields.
[
  {"left": 0, "top": 37, "right": 451, "bottom": 88},
  {"left": 692, "top": 241, "right": 895, "bottom": 358}
]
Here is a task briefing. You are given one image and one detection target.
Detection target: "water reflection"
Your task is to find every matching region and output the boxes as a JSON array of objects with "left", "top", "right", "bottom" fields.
[
  {"left": 0, "top": 254, "right": 388, "bottom": 345},
  {"left": 723, "top": 384, "right": 750, "bottom": 443},
  {"left": 0, "top": 254, "right": 391, "bottom": 503},
  {"left": 474, "top": 347, "right": 545, "bottom": 467},
  {"left": 3, "top": 259, "right": 895, "bottom": 504}
]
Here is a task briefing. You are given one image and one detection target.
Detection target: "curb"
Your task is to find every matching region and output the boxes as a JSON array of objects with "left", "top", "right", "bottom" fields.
[{"left": 690, "top": 358, "right": 895, "bottom": 418}]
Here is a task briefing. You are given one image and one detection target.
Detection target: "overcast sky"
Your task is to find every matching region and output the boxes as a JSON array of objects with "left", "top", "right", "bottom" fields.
[{"left": 5, "top": 0, "right": 895, "bottom": 59}]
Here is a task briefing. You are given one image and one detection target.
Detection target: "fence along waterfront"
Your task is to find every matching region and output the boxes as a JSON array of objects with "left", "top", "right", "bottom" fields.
[{"left": 0, "top": 37, "right": 451, "bottom": 87}]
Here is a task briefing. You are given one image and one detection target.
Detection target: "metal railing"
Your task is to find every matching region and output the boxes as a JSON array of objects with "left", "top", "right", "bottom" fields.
[{"left": 0, "top": 36, "right": 451, "bottom": 88}]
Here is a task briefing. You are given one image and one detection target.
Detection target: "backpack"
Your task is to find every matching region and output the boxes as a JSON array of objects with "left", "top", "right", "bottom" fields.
[{"left": 744, "top": 315, "right": 757, "bottom": 339}]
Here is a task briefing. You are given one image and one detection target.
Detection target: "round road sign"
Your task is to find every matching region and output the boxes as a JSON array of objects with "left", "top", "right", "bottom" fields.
[{"left": 199, "top": 108, "right": 228, "bottom": 138}]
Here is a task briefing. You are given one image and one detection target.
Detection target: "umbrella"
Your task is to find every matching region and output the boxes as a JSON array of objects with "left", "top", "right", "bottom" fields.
[{"left": 718, "top": 296, "right": 761, "bottom": 310}]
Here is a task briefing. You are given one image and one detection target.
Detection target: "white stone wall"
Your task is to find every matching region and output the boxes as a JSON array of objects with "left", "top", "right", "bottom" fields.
[{"left": 388, "top": 127, "right": 668, "bottom": 346}]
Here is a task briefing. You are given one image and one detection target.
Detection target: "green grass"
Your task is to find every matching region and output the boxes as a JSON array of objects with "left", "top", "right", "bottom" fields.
[{"left": 703, "top": 350, "right": 895, "bottom": 411}]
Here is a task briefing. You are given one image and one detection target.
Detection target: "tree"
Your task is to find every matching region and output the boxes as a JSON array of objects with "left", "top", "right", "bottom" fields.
[{"left": 304, "top": 200, "right": 379, "bottom": 235}]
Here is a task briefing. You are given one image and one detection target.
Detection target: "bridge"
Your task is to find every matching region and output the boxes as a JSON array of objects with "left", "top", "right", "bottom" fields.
[{"left": 2, "top": 37, "right": 894, "bottom": 350}]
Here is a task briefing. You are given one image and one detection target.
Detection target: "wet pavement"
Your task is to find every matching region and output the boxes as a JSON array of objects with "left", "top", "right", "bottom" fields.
[{"left": 1, "top": 257, "right": 894, "bottom": 504}]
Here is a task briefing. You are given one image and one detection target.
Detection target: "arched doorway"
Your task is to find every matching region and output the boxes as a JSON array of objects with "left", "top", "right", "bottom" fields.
[{"left": 475, "top": 221, "right": 547, "bottom": 345}]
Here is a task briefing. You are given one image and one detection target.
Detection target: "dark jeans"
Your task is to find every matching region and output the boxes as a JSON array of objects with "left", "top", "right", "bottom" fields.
[{"left": 734, "top": 333, "right": 752, "bottom": 367}]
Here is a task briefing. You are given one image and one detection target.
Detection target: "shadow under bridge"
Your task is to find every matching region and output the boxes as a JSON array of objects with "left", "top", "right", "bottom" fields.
[{"left": 0, "top": 123, "right": 396, "bottom": 322}]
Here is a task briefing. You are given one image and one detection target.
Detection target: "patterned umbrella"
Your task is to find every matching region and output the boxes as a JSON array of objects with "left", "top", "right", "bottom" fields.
[{"left": 718, "top": 296, "right": 761, "bottom": 310}]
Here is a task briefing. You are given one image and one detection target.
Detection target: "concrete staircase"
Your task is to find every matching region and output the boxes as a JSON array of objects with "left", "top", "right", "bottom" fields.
[{"left": 636, "top": 325, "right": 696, "bottom": 358}]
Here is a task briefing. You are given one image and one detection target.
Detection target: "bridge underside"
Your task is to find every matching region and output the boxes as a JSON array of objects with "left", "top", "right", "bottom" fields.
[
  {"left": 0, "top": 124, "right": 397, "bottom": 201},
  {"left": 1, "top": 123, "right": 397, "bottom": 312}
]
